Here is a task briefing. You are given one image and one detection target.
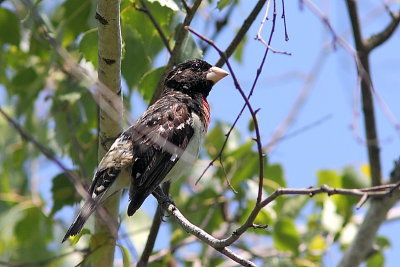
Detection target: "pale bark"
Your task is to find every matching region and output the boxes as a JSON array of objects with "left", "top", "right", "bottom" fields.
[{"left": 93, "top": 0, "right": 123, "bottom": 266}]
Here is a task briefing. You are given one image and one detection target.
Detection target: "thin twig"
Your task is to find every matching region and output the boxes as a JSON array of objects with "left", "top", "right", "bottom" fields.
[
  {"left": 186, "top": 26, "right": 265, "bottom": 203},
  {"left": 255, "top": 0, "right": 291, "bottom": 55},
  {"left": 215, "top": 0, "right": 268, "bottom": 67},
  {"left": 345, "top": 0, "right": 382, "bottom": 187}
]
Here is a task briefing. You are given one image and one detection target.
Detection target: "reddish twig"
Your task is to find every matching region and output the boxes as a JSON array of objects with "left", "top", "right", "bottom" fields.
[{"left": 186, "top": 26, "right": 265, "bottom": 203}]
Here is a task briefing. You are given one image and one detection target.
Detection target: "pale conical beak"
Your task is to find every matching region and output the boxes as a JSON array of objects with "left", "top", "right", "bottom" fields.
[{"left": 206, "top": 66, "right": 229, "bottom": 84}]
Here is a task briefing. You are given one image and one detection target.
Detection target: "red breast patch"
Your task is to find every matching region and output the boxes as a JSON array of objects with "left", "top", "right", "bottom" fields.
[{"left": 202, "top": 97, "right": 210, "bottom": 130}]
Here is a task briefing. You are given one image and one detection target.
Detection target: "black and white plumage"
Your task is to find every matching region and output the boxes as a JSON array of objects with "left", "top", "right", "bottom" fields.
[{"left": 62, "top": 59, "right": 228, "bottom": 242}]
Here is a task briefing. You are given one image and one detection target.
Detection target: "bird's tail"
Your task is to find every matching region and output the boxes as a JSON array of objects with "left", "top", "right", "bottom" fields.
[{"left": 62, "top": 199, "right": 97, "bottom": 243}]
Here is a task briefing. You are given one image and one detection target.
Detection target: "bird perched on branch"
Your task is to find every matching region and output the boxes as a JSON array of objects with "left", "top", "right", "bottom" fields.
[{"left": 63, "top": 59, "right": 228, "bottom": 242}]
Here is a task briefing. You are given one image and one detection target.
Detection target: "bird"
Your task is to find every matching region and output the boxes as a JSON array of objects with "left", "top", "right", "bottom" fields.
[{"left": 62, "top": 59, "right": 229, "bottom": 242}]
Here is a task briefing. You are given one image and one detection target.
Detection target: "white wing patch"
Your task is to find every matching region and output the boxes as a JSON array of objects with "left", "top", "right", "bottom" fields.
[
  {"left": 170, "top": 154, "right": 178, "bottom": 162},
  {"left": 164, "top": 113, "right": 205, "bottom": 182}
]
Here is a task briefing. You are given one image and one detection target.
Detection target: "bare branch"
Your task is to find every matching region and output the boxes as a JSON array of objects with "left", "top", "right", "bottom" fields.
[
  {"left": 255, "top": 0, "right": 291, "bottom": 55},
  {"left": 365, "top": 11, "right": 400, "bottom": 52},
  {"left": 344, "top": 0, "right": 382, "bottom": 186}
]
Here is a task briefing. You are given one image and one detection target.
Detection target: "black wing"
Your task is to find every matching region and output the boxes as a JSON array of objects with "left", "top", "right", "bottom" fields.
[{"left": 126, "top": 97, "right": 195, "bottom": 216}]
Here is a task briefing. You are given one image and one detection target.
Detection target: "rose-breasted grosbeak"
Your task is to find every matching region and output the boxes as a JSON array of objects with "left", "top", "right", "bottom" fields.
[{"left": 62, "top": 59, "right": 228, "bottom": 242}]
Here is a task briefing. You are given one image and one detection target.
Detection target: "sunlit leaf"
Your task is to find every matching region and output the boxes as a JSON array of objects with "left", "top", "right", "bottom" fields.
[
  {"left": 71, "top": 228, "right": 91, "bottom": 245},
  {"left": 366, "top": 252, "right": 384, "bottom": 267},
  {"left": 317, "top": 170, "right": 341, "bottom": 188},
  {"left": 148, "top": 0, "right": 180, "bottom": 11},
  {"left": 58, "top": 92, "right": 82, "bottom": 104},
  {"left": 217, "top": 0, "right": 233, "bottom": 10},
  {"left": 321, "top": 198, "right": 344, "bottom": 234},
  {"left": 308, "top": 235, "right": 327, "bottom": 253},
  {"left": 264, "top": 164, "right": 286, "bottom": 192}
]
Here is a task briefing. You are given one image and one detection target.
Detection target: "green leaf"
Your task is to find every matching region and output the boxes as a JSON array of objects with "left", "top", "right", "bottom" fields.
[
  {"left": 247, "top": 117, "right": 255, "bottom": 132},
  {"left": 138, "top": 67, "right": 165, "bottom": 103},
  {"left": 366, "top": 252, "right": 384, "bottom": 267},
  {"left": 121, "top": 0, "right": 174, "bottom": 89},
  {"left": 0, "top": 8, "right": 20, "bottom": 46},
  {"left": 204, "top": 121, "right": 241, "bottom": 158},
  {"left": 217, "top": 0, "right": 233, "bottom": 10},
  {"left": 14, "top": 207, "right": 53, "bottom": 261},
  {"left": 71, "top": 228, "right": 91, "bottom": 245},
  {"left": 264, "top": 164, "right": 286, "bottom": 192},
  {"left": 58, "top": 92, "right": 82, "bottom": 104},
  {"left": 308, "top": 234, "right": 327, "bottom": 252},
  {"left": 116, "top": 244, "right": 132, "bottom": 267},
  {"left": 317, "top": 169, "right": 341, "bottom": 188},
  {"left": 342, "top": 166, "right": 369, "bottom": 188},
  {"left": 272, "top": 218, "right": 300, "bottom": 254},
  {"left": 79, "top": 28, "right": 98, "bottom": 69},
  {"left": 50, "top": 171, "right": 80, "bottom": 215},
  {"left": 62, "top": 0, "right": 92, "bottom": 44},
  {"left": 375, "top": 236, "right": 391, "bottom": 250},
  {"left": 229, "top": 141, "right": 258, "bottom": 186},
  {"left": 241, "top": 201, "right": 274, "bottom": 228},
  {"left": 10, "top": 67, "right": 38, "bottom": 95}
]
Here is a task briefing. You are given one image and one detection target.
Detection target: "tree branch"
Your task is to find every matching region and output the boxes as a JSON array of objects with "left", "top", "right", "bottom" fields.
[
  {"left": 152, "top": 183, "right": 400, "bottom": 266},
  {"left": 364, "top": 10, "right": 400, "bottom": 52},
  {"left": 93, "top": 0, "right": 123, "bottom": 266},
  {"left": 345, "top": 0, "right": 382, "bottom": 187}
]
